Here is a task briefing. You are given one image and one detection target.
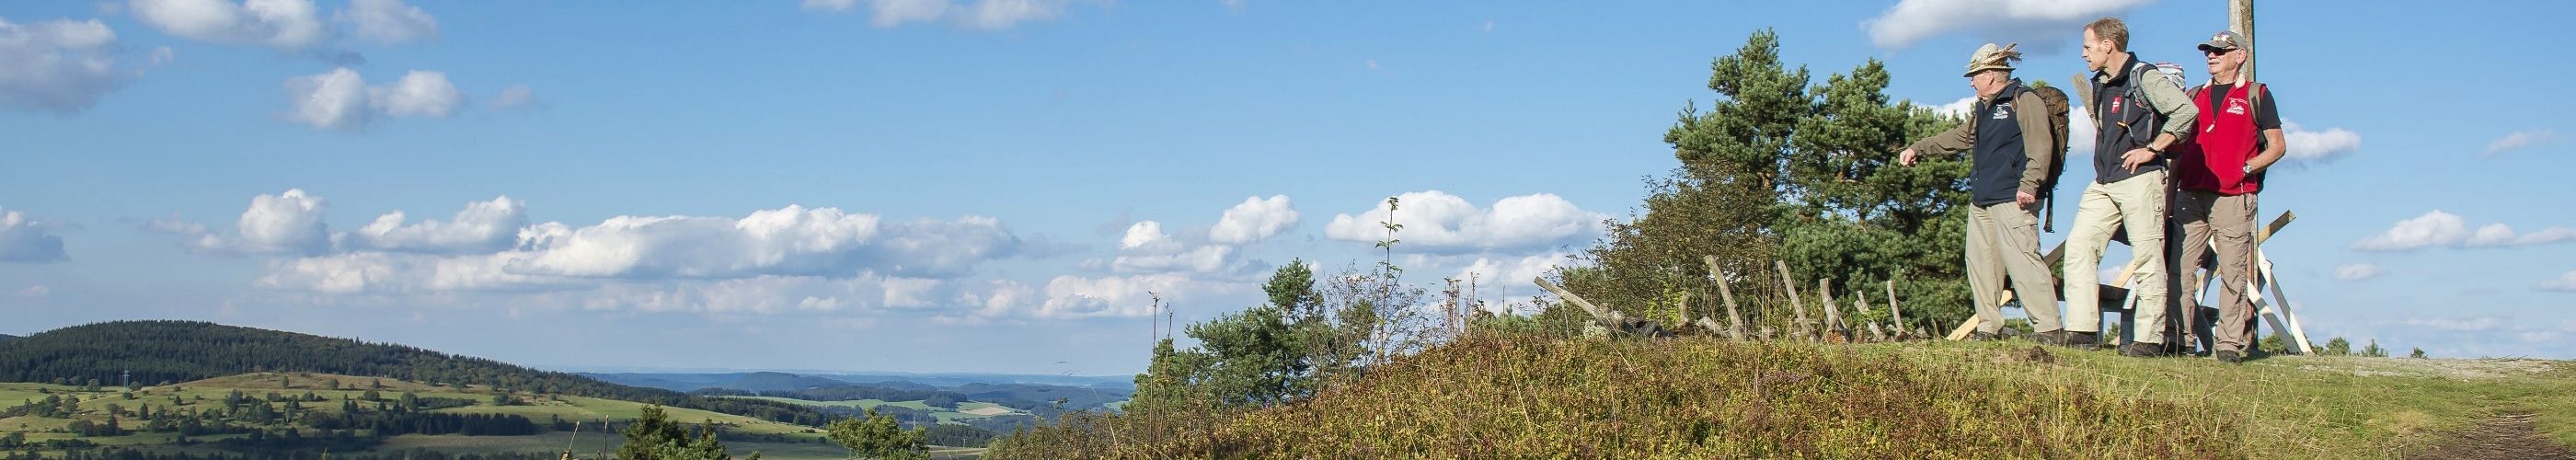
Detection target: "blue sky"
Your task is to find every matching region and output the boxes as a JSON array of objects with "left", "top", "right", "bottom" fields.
[{"left": 1, "top": 0, "right": 2569, "bottom": 375}]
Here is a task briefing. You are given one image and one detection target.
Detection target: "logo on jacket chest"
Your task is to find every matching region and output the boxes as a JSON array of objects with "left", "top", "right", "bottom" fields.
[
  {"left": 1990, "top": 101, "right": 2013, "bottom": 120},
  {"left": 2225, "top": 98, "right": 2248, "bottom": 115}
]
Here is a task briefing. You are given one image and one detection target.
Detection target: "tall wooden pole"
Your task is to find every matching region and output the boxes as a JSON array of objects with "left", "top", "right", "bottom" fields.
[{"left": 2231, "top": 0, "right": 2255, "bottom": 84}]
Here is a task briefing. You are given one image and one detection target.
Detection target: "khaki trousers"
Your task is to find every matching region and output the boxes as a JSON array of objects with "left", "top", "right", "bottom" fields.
[
  {"left": 2177, "top": 190, "right": 2260, "bottom": 353},
  {"left": 1966, "top": 201, "right": 2060, "bottom": 334},
  {"left": 2063, "top": 170, "right": 2168, "bottom": 342}
]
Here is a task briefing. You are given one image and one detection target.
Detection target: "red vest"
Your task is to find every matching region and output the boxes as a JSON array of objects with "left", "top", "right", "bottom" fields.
[{"left": 2176, "top": 83, "right": 2264, "bottom": 195}]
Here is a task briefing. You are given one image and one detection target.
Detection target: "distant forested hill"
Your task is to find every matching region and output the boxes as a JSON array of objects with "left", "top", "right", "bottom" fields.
[
  {"left": 0, "top": 320, "right": 830, "bottom": 425},
  {"left": 0, "top": 333, "right": 19, "bottom": 345}
]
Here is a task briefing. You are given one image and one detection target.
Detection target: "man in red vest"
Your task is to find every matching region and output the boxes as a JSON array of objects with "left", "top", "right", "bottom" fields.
[{"left": 2173, "top": 30, "right": 2284, "bottom": 364}]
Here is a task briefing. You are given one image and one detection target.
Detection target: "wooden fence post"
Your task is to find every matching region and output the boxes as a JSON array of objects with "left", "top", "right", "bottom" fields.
[
  {"left": 1707, "top": 256, "right": 1747, "bottom": 340},
  {"left": 1776, "top": 260, "right": 1811, "bottom": 340}
]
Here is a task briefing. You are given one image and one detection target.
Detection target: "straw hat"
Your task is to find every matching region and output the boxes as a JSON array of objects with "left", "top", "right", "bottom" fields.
[{"left": 1963, "top": 42, "right": 2021, "bottom": 76}]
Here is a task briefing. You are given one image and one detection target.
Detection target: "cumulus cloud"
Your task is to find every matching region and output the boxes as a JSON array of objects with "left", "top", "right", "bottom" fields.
[
  {"left": 2484, "top": 129, "right": 2559, "bottom": 156},
  {"left": 501, "top": 207, "right": 1020, "bottom": 280},
  {"left": 283, "top": 67, "right": 459, "bottom": 130},
  {"left": 369, "top": 70, "right": 460, "bottom": 118},
  {"left": 1451, "top": 252, "right": 1579, "bottom": 313},
  {"left": 2282, "top": 121, "right": 2362, "bottom": 164},
  {"left": 0, "top": 17, "right": 127, "bottom": 114},
  {"left": 0, "top": 209, "right": 71, "bottom": 263},
  {"left": 1109, "top": 221, "right": 1257, "bottom": 275},
  {"left": 178, "top": 190, "right": 1034, "bottom": 300},
  {"left": 2332, "top": 263, "right": 2383, "bottom": 282},
  {"left": 1209, "top": 195, "right": 1297, "bottom": 245},
  {"left": 337, "top": 0, "right": 436, "bottom": 44},
  {"left": 10, "top": 284, "right": 45, "bottom": 298},
  {"left": 1324, "top": 191, "right": 1606, "bottom": 255},
  {"left": 2351, "top": 211, "right": 2576, "bottom": 251},
  {"left": 1037, "top": 273, "right": 1195, "bottom": 318},
  {"left": 130, "top": 0, "right": 327, "bottom": 49},
  {"left": 185, "top": 189, "right": 332, "bottom": 256},
  {"left": 1863, "top": 0, "right": 2151, "bottom": 52},
  {"left": 339, "top": 196, "right": 527, "bottom": 254},
  {"left": 813, "top": 0, "right": 1093, "bottom": 30},
  {"left": 2542, "top": 270, "right": 2576, "bottom": 293}
]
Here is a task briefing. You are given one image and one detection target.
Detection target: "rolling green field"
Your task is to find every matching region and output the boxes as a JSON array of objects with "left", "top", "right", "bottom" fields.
[
  {"left": 727, "top": 396, "right": 1029, "bottom": 424},
  {"left": 2, "top": 372, "right": 846, "bottom": 457}
]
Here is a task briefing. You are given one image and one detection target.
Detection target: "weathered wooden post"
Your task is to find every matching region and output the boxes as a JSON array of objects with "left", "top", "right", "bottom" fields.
[
  {"left": 1776, "top": 260, "right": 1811, "bottom": 340},
  {"left": 1818, "top": 278, "right": 1846, "bottom": 341},
  {"left": 1884, "top": 280, "right": 1903, "bottom": 337},
  {"left": 1707, "top": 256, "right": 1748, "bottom": 340}
]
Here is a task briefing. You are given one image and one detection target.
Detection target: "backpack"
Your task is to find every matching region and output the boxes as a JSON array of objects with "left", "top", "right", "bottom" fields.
[
  {"left": 2113, "top": 62, "right": 2188, "bottom": 148},
  {"left": 2025, "top": 85, "right": 2073, "bottom": 232}
]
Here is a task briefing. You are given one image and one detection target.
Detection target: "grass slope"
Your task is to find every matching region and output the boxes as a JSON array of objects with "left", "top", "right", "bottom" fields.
[
  {"left": 3, "top": 372, "right": 843, "bottom": 457},
  {"left": 996, "top": 334, "right": 2575, "bottom": 458}
]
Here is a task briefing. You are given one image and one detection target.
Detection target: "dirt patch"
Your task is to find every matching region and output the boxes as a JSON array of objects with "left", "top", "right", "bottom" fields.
[
  {"left": 2291, "top": 357, "right": 2559, "bottom": 381},
  {"left": 2408, "top": 412, "right": 2576, "bottom": 459}
]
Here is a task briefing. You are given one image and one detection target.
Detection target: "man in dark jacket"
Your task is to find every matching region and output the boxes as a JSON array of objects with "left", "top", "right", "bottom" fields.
[
  {"left": 1899, "top": 43, "right": 2062, "bottom": 341},
  {"left": 2064, "top": 17, "right": 2199, "bottom": 357}
]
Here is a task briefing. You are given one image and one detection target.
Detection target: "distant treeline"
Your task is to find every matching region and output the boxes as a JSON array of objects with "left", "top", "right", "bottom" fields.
[{"left": 0, "top": 320, "right": 831, "bottom": 426}]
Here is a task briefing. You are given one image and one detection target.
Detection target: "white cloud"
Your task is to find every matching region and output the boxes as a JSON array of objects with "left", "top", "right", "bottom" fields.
[
  {"left": 867, "top": 0, "right": 949, "bottom": 26},
  {"left": 2283, "top": 121, "right": 2362, "bottom": 164},
  {"left": 1209, "top": 195, "right": 1297, "bottom": 245},
  {"left": 183, "top": 190, "right": 1031, "bottom": 290},
  {"left": 1222, "top": 0, "right": 1246, "bottom": 14},
  {"left": 282, "top": 67, "right": 368, "bottom": 129},
  {"left": 337, "top": 0, "right": 436, "bottom": 44},
  {"left": 960, "top": 0, "right": 1069, "bottom": 30},
  {"left": 803, "top": 0, "right": 860, "bottom": 12},
  {"left": 149, "top": 45, "right": 177, "bottom": 65},
  {"left": 2485, "top": 129, "right": 2559, "bottom": 156},
  {"left": 2332, "top": 263, "right": 2383, "bottom": 282},
  {"left": 283, "top": 67, "right": 460, "bottom": 130},
  {"left": 0, "top": 209, "right": 71, "bottom": 263},
  {"left": 1109, "top": 221, "right": 1257, "bottom": 275},
  {"left": 0, "top": 17, "right": 127, "bottom": 114},
  {"left": 339, "top": 196, "right": 528, "bottom": 254},
  {"left": 2351, "top": 211, "right": 2575, "bottom": 251},
  {"left": 1119, "top": 221, "right": 1168, "bottom": 250},
  {"left": 2404, "top": 316, "right": 2501, "bottom": 332},
  {"left": 10, "top": 284, "right": 45, "bottom": 298},
  {"left": 1324, "top": 191, "right": 1606, "bottom": 255},
  {"left": 1863, "top": 0, "right": 2151, "bottom": 52},
  {"left": 1037, "top": 273, "right": 1194, "bottom": 318},
  {"left": 189, "top": 189, "right": 333, "bottom": 256},
  {"left": 501, "top": 207, "right": 1021, "bottom": 280},
  {"left": 492, "top": 84, "right": 535, "bottom": 109},
  {"left": 1451, "top": 252, "right": 1578, "bottom": 313},
  {"left": 2542, "top": 270, "right": 2576, "bottom": 293},
  {"left": 130, "top": 0, "right": 327, "bottom": 49},
  {"left": 369, "top": 70, "right": 460, "bottom": 118}
]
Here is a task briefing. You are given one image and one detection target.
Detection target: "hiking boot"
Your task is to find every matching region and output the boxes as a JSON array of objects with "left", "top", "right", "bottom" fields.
[
  {"left": 2121, "top": 342, "right": 2165, "bottom": 358},
  {"left": 1969, "top": 331, "right": 1999, "bottom": 341},
  {"left": 2215, "top": 351, "right": 2243, "bottom": 363},
  {"left": 2058, "top": 330, "right": 2099, "bottom": 349}
]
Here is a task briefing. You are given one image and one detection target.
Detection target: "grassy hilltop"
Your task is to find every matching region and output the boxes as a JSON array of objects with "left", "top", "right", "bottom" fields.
[{"left": 994, "top": 333, "right": 2576, "bottom": 458}]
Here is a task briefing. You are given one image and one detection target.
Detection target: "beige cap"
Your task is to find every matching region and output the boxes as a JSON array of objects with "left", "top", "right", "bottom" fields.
[
  {"left": 1963, "top": 43, "right": 2020, "bottom": 77},
  {"left": 2198, "top": 30, "right": 2248, "bottom": 52}
]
